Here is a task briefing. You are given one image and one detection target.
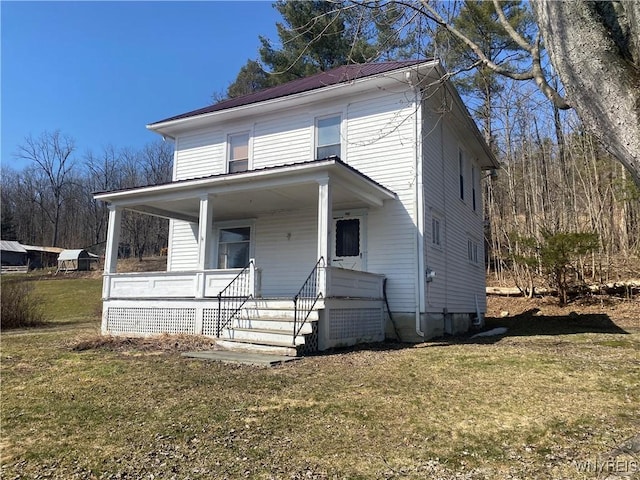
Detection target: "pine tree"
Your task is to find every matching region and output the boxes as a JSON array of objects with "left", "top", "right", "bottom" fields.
[
  {"left": 225, "top": 1, "right": 416, "bottom": 98},
  {"left": 436, "top": 1, "right": 533, "bottom": 145}
]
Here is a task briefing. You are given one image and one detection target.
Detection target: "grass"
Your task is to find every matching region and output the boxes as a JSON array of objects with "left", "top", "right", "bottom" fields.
[
  {"left": 29, "top": 276, "right": 103, "bottom": 324},
  {"left": 1, "top": 277, "right": 639, "bottom": 479}
]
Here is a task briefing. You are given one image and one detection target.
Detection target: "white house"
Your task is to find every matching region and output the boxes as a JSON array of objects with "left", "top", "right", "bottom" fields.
[{"left": 94, "top": 59, "right": 498, "bottom": 355}]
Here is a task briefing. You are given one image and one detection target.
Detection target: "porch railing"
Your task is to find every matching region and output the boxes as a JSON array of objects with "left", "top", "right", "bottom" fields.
[
  {"left": 292, "top": 257, "right": 324, "bottom": 345},
  {"left": 216, "top": 260, "right": 254, "bottom": 336}
]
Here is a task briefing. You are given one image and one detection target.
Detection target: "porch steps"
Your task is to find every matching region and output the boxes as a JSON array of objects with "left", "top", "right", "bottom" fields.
[
  {"left": 234, "top": 318, "right": 314, "bottom": 335},
  {"left": 223, "top": 327, "right": 306, "bottom": 345},
  {"left": 215, "top": 339, "right": 300, "bottom": 357},
  {"left": 217, "top": 299, "right": 321, "bottom": 357}
]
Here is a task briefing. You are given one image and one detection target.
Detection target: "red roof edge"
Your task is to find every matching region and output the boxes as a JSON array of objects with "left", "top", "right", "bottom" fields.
[{"left": 149, "top": 59, "right": 434, "bottom": 126}]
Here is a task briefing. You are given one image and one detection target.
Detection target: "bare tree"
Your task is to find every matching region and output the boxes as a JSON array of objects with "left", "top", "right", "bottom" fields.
[
  {"left": 414, "top": 0, "right": 639, "bottom": 186},
  {"left": 531, "top": 0, "right": 640, "bottom": 188},
  {"left": 15, "top": 131, "right": 76, "bottom": 246}
]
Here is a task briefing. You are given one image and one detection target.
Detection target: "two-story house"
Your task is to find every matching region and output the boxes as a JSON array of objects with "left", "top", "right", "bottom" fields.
[{"left": 94, "top": 59, "right": 498, "bottom": 355}]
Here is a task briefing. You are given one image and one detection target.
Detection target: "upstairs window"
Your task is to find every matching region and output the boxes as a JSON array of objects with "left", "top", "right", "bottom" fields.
[
  {"left": 228, "top": 132, "right": 249, "bottom": 173},
  {"left": 471, "top": 164, "right": 477, "bottom": 211},
  {"left": 458, "top": 148, "right": 465, "bottom": 201},
  {"left": 316, "top": 115, "right": 341, "bottom": 159}
]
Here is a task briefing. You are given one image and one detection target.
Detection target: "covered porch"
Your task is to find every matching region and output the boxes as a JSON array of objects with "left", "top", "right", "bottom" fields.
[{"left": 94, "top": 158, "right": 395, "bottom": 353}]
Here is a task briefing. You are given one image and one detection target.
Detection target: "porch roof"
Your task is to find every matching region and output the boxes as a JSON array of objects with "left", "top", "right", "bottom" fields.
[{"left": 94, "top": 157, "right": 396, "bottom": 222}]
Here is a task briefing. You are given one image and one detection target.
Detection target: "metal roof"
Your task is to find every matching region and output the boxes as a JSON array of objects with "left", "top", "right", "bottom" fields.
[
  {"left": 0, "top": 241, "right": 27, "bottom": 253},
  {"left": 94, "top": 156, "right": 395, "bottom": 199},
  {"left": 58, "top": 249, "right": 89, "bottom": 261},
  {"left": 21, "top": 244, "right": 65, "bottom": 254},
  {"left": 149, "top": 60, "right": 428, "bottom": 126}
]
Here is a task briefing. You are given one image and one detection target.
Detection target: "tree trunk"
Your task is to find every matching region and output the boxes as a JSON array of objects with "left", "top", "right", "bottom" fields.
[{"left": 531, "top": 0, "right": 640, "bottom": 187}]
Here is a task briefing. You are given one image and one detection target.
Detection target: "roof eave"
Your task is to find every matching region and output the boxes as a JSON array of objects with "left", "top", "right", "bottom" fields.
[
  {"left": 432, "top": 64, "right": 500, "bottom": 170},
  {"left": 147, "top": 60, "right": 440, "bottom": 138},
  {"left": 94, "top": 158, "right": 396, "bottom": 205}
]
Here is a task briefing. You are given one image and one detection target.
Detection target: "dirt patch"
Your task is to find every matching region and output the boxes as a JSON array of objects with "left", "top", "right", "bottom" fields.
[
  {"left": 69, "top": 333, "right": 218, "bottom": 353},
  {"left": 486, "top": 294, "right": 639, "bottom": 332}
]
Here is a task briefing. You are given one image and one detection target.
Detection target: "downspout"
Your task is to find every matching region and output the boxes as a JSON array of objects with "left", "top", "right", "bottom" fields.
[{"left": 408, "top": 72, "right": 426, "bottom": 338}]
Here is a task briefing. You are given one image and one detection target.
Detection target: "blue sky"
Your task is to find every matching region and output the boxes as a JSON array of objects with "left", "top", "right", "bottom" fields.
[{"left": 1, "top": 1, "right": 280, "bottom": 170}]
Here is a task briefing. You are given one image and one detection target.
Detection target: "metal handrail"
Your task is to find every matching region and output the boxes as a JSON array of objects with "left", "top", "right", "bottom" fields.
[
  {"left": 216, "top": 260, "right": 254, "bottom": 336},
  {"left": 292, "top": 257, "right": 325, "bottom": 345}
]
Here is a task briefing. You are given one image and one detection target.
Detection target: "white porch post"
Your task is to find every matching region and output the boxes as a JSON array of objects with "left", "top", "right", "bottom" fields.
[
  {"left": 317, "top": 177, "right": 332, "bottom": 297},
  {"left": 104, "top": 205, "right": 122, "bottom": 275},
  {"left": 196, "top": 194, "right": 214, "bottom": 298},
  {"left": 102, "top": 204, "right": 122, "bottom": 301}
]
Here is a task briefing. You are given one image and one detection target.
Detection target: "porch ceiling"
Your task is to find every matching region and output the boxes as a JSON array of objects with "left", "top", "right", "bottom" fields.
[{"left": 94, "top": 158, "right": 396, "bottom": 222}]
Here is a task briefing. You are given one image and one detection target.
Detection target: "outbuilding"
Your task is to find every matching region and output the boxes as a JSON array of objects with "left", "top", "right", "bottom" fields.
[
  {"left": 57, "top": 249, "right": 97, "bottom": 273},
  {"left": 0, "top": 241, "right": 28, "bottom": 273},
  {"left": 22, "top": 245, "right": 64, "bottom": 269}
]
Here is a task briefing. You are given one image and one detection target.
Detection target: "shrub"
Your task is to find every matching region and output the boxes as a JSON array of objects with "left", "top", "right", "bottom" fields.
[
  {"left": 1, "top": 278, "right": 45, "bottom": 329},
  {"left": 540, "top": 231, "right": 599, "bottom": 306}
]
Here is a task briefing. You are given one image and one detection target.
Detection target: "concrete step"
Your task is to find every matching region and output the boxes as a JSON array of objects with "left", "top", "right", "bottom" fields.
[
  {"left": 223, "top": 327, "right": 305, "bottom": 346},
  {"left": 234, "top": 317, "right": 314, "bottom": 334},
  {"left": 182, "top": 350, "right": 300, "bottom": 366},
  {"left": 216, "top": 339, "right": 300, "bottom": 357},
  {"left": 245, "top": 298, "right": 325, "bottom": 311},
  {"left": 240, "top": 308, "right": 319, "bottom": 322}
]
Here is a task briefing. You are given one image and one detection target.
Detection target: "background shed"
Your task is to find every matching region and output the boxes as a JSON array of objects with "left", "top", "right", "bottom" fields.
[
  {"left": 1, "top": 241, "right": 29, "bottom": 273},
  {"left": 57, "top": 249, "right": 97, "bottom": 272},
  {"left": 22, "top": 245, "right": 64, "bottom": 269}
]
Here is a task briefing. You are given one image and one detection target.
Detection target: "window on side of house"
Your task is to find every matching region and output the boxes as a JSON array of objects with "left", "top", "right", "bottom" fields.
[
  {"left": 316, "top": 115, "right": 341, "bottom": 159},
  {"left": 228, "top": 132, "right": 250, "bottom": 173},
  {"left": 467, "top": 238, "right": 479, "bottom": 264},
  {"left": 218, "top": 226, "right": 251, "bottom": 269},
  {"left": 472, "top": 164, "right": 478, "bottom": 211},
  {"left": 458, "top": 148, "right": 465, "bottom": 201},
  {"left": 431, "top": 216, "right": 441, "bottom": 247}
]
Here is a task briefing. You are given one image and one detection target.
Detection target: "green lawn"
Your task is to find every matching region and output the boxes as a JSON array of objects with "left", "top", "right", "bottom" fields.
[
  {"left": 1, "top": 277, "right": 639, "bottom": 479},
  {"left": 32, "top": 276, "right": 104, "bottom": 324}
]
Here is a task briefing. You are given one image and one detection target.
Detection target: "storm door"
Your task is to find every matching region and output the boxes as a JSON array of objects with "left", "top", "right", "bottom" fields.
[{"left": 331, "top": 214, "right": 365, "bottom": 270}]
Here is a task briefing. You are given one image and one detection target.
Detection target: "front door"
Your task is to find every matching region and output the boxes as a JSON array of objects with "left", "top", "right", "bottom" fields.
[{"left": 331, "top": 214, "right": 365, "bottom": 271}]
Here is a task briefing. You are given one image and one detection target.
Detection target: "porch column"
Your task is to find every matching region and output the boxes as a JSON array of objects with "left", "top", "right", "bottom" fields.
[
  {"left": 317, "top": 177, "right": 332, "bottom": 297},
  {"left": 196, "top": 194, "right": 214, "bottom": 299},
  {"left": 104, "top": 205, "right": 122, "bottom": 275},
  {"left": 102, "top": 204, "right": 122, "bottom": 301}
]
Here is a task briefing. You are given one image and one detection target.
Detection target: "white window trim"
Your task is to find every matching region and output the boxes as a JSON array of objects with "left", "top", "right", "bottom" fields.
[
  {"left": 226, "top": 130, "right": 252, "bottom": 174},
  {"left": 467, "top": 237, "right": 480, "bottom": 265},
  {"left": 431, "top": 214, "right": 443, "bottom": 249},
  {"left": 458, "top": 147, "right": 466, "bottom": 203},
  {"left": 471, "top": 162, "right": 478, "bottom": 212},
  {"left": 314, "top": 113, "right": 343, "bottom": 160},
  {"left": 212, "top": 219, "right": 256, "bottom": 269}
]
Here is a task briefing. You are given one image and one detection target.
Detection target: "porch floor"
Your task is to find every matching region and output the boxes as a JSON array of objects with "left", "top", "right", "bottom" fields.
[{"left": 181, "top": 350, "right": 300, "bottom": 367}]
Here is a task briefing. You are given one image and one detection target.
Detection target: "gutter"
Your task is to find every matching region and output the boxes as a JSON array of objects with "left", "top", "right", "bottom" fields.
[{"left": 408, "top": 73, "right": 426, "bottom": 338}]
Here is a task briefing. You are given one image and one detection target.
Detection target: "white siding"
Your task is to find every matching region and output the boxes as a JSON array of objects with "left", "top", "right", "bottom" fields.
[
  {"left": 346, "top": 92, "right": 419, "bottom": 313},
  {"left": 168, "top": 220, "right": 199, "bottom": 271},
  {"left": 174, "top": 130, "right": 223, "bottom": 180},
  {"left": 422, "top": 89, "right": 486, "bottom": 315},
  {"left": 165, "top": 86, "right": 489, "bottom": 317},
  {"left": 254, "top": 209, "right": 318, "bottom": 296},
  {"left": 253, "top": 112, "right": 312, "bottom": 168}
]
